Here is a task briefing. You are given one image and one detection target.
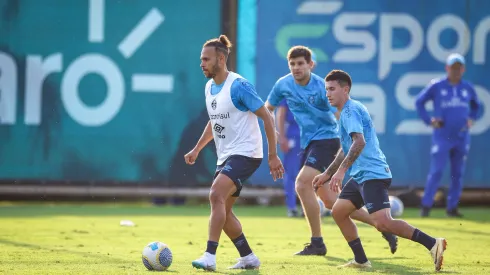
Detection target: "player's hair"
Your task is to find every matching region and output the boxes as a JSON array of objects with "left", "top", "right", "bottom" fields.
[
  {"left": 287, "top": 46, "right": 312, "bottom": 63},
  {"left": 203, "top": 34, "right": 232, "bottom": 59},
  {"left": 325, "top": 70, "right": 352, "bottom": 91}
]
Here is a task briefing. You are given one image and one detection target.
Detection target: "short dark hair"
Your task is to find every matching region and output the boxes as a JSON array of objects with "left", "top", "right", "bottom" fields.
[
  {"left": 325, "top": 70, "right": 352, "bottom": 91},
  {"left": 203, "top": 34, "right": 232, "bottom": 59},
  {"left": 287, "top": 46, "right": 312, "bottom": 63}
]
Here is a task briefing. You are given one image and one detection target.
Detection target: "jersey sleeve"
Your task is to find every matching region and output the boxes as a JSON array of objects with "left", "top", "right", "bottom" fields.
[
  {"left": 468, "top": 84, "right": 482, "bottom": 120},
  {"left": 343, "top": 105, "right": 363, "bottom": 136},
  {"left": 266, "top": 79, "right": 284, "bottom": 107},
  {"left": 230, "top": 78, "right": 265, "bottom": 112},
  {"left": 415, "top": 80, "right": 437, "bottom": 125},
  {"left": 279, "top": 99, "right": 288, "bottom": 107}
]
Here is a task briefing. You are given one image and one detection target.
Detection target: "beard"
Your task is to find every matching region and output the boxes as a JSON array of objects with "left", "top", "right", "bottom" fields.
[{"left": 205, "top": 62, "right": 220, "bottom": 79}]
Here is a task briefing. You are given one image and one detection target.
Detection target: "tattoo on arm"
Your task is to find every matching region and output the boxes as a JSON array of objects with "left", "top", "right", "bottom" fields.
[
  {"left": 340, "top": 133, "right": 366, "bottom": 170},
  {"left": 325, "top": 148, "right": 345, "bottom": 176}
]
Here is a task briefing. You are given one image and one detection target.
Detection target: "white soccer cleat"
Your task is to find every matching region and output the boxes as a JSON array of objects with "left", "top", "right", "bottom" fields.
[
  {"left": 338, "top": 259, "right": 372, "bottom": 269},
  {"left": 430, "top": 238, "right": 447, "bottom": 271},
  {"left": 228, "top": 253, "right": 261, "bottom": 270},
  {"left": 191, "top": 252, "right": 217, "bottom": 271}
]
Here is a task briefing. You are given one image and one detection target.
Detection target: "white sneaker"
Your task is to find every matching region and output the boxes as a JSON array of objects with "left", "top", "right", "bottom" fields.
[
  {"left": 228, "top": 253, "right": 261, "bottom": 270},
  {"left": 338, "top": 259, "right": 372, "bottom": 269},
  {"left": 430, "top": 238, "right": 447, "bottom": 271},
  {"left": 191, "top": 252, "right": 216, "bottom": 271}
]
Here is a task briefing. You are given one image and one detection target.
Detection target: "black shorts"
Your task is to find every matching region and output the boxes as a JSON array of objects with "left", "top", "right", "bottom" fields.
[
  {"left": 300, "top": 139, "right": 340, "bottom": 172},
  {"left": 214, "top": 155, "right": 262, "bottom": 197},
  {"left": 339, "top": 178, "right": 392, "bottom": 214}
]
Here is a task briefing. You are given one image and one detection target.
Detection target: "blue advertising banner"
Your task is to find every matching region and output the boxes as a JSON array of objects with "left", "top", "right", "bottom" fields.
[
  {"left": 0, "top": 0, "right": 221, "bottom": 185},
  {"left": 253, "top": 0, "right": 490, "bottom": 187}
]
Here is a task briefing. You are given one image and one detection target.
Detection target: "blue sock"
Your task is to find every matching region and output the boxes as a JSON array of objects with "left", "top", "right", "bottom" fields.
[
  {"left": 206, "top": 241, "right": 218, "bottom": 255},
  {"left": 311, "top": 237, "right": 324, "bottom": 247},
  {"left": 348, "top": 238, "right": 368, "bottom": 264},
  {"left": 411, "top": 229, "right": 436, "bottom": 251},
  {"left": 232, "top": 233, "right": 253, "bottom": 257}
]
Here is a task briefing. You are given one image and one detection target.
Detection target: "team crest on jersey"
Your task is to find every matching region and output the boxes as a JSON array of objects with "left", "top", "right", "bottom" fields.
[
  {"left": 308, "top": 95, "right": 316, "bottom": 105},
  {"left": 462, "top": 89, "right": 468, "bottom": 98},
  {"left": 441, "top": 89, "right": 448, "bottom": 96},
  {"left": 211, "top": 99, "right": 217, "bottom": 110}
]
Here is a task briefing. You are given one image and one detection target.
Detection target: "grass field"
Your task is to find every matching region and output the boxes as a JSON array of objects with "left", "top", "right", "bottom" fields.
[{"left": 1, "top": 203, "right": 489, "bottom": 274}]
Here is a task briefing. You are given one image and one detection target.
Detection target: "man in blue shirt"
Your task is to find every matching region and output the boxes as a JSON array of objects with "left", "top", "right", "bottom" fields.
[
  {"left": 416, "top": 53, "right": 481, "bottom": 218},
  {"left": 314, "top": 70, "right": 446, "bottom": 271},
  {"left": 266, "top": 46, "right": 397, "bottom": 256},
  {"left": 276, "top": 52, "right": 317, "bottom": 217}
]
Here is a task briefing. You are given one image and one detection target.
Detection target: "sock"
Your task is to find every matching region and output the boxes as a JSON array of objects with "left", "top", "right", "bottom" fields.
[
  {"left": 311, "top": 237, "right": 324, "bottom": 247},
  {"left": 206, "top": 240, "right": 219, "bottom": 255},
  {"left": 232, "top": 233, "right": 253, "bottom": 257},
  {"left": 411, "top": 229, "right": 436, "bottom": 251},
  {"left": 348, "top": 238, "right": 368, "bottom": 264}
]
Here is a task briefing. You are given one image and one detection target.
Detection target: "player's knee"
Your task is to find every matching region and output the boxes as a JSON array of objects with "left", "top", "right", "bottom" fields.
[
  {"left": 331, "top": 205, "right": 348, "bottom": 222},
  {"left": 373, "top": 216, "right": 392, "bottom": 232},
  {"left": 209, "top": 189, "right": 227, "bottom": 205}
]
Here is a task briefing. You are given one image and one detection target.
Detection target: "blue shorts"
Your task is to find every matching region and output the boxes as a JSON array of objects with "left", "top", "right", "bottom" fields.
[
  {"left": 300, "top": 139, "right": 340, "bottom": 172},
  {"left": 214, "top": 155, "right": 262, "bottom": 197},
  {"left": 339, "top": 178, "right": 392, "bottom": 214}
]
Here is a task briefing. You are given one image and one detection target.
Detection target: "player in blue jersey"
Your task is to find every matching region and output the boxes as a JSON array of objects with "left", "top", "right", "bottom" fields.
[
  {"left": 276, "top": 52, "right": 317, "bottom": 217},
  {"left": 186, "top": 35, "right": 284, "bottom": 271},
  {"left": 265, "top": 46, "right": 398, "bottom": 256},
  {"left": 416, "top": 53, "right": 481, "bottom": 218},
  {"left": 314, "top": 70, "right": 447, "bottom": 271}
]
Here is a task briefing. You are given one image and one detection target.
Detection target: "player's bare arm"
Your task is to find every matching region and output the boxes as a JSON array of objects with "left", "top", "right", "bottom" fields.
[
  {"left": 276, "top": 106, "right": 289, "bottom": 153},
  {"left": 312, "top": 148, "right": 344, "bottom": 189},
  {"left": 329, "top": 132, "right": 366, "bottom": 192},
  {"left": 184, "top": 121, "right": 213, "bottom": 165},
  {"left": 255, "top": 105, "right": 285, "bottom": 181}
]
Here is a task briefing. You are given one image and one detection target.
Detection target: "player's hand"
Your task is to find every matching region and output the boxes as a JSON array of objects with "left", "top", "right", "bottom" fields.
[
  {"left": 268, "top": 153, "right": 285, "bottom": 181},
  {"left": 279, "top": 135, "right": 289, "bottom": 153},
  {"left": 184, "top": 148, "right": 200, "bottom": 165},
  {"left": 312, "top": 172, "right": 330, "bottom": 190},
  {"left": 430, "top": 118, "right": 444, "bottom": 128},
  {"left": 467, "top": 119, "right": 474, "bottom": 128},
  {"left": 329, "top": 170, "right": 344, "bottom": 193}
]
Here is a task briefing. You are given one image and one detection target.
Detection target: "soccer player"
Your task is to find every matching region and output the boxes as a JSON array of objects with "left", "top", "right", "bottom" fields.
[
  {"left": 265, "top": 46, "right": 398, "bottom": 256},
  {"left": 416, "top": 53, "right": 481, "bottom": 217},
  {"left": 185, "top": 34, "right": 284, "bottom": 271},
  {"left": 277, "top": 52, "right": 317, "bottom": 217},
  {"left": 313, "top": 70, "right": 446, "bottom": 271}
]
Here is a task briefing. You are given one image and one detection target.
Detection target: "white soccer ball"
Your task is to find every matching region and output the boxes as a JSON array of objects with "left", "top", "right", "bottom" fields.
[
  {"left": 142, "top": 241, "right": 173, "bottom": 271},
  {"left": 389, "top": 196, "right": 404, "bottom": 217}
]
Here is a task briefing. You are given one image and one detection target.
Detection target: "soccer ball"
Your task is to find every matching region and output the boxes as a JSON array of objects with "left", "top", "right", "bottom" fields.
[
  {"left": 389, "top": 196, "right": 404, "bottom": 217},
  {"left": 142, "top": 241, "right": 173, "bottom": 271}
]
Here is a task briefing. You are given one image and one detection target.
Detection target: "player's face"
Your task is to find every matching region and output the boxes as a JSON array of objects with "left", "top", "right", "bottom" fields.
[
  {"left": 325, "top": 80, "right": 349, "bottom": 107},
  {"left": 446, "top": 62, "right": 465, "bottom": 82},
  {"left": 288, "top": 57, "right": 312, "bottom": 82},
  {"left": 200, "top": 47, "right": 221, "bottom": 78}
]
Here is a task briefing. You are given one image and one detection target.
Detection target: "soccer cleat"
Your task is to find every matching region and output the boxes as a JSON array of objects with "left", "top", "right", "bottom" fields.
[
  {"left": 288, "top": 209, "right": 299, "bottom": 217},
  {"left": 338, "top": 259, "right": 372, "bottom": 269},
  {"left": 420, "top": 207, "right": 431, "bottom": 217},
  {"left": 382, "top": 232, "right": 398, "bottom": 254},
  {"left": 228, "top": 253, "right": 261, "bottom": 270},
  {"left": 294, "top": 243, "right": 327, "bottom": 256},
  {"left": 446, "top": 209, "right": 463, "bottom": 218},
  {"left": 191, "top": 252, "right": 216, "bottom": 271},
  {"left": 430, "top": 238, "right": 447, "bottom": 271}
]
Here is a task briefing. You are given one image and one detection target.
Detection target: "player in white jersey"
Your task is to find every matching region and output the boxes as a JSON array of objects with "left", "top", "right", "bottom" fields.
[{"left": 185, "top": 34, "right": 284, "bottom": 271}]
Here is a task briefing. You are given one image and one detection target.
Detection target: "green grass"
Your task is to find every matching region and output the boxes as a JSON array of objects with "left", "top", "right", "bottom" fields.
[{"left": 0, "top": 203, "right": 489, "bottom": 274}]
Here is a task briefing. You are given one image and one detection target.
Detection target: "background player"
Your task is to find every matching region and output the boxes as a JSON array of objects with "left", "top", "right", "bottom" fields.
[
  {"left": 314, "top": 70, "right": 446, "bottom": 271},
  {"left": 185, "top": 35, "right": 284, "bottom": 271},
  {"left": 416, "top": 53, "right": 481, "bottom": 217},
  {"left": 277, "top": 52, "right": 317, "bottom": 217},
  {"left": 265, "top": 46, "right": 397, "bottom": 256}
]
